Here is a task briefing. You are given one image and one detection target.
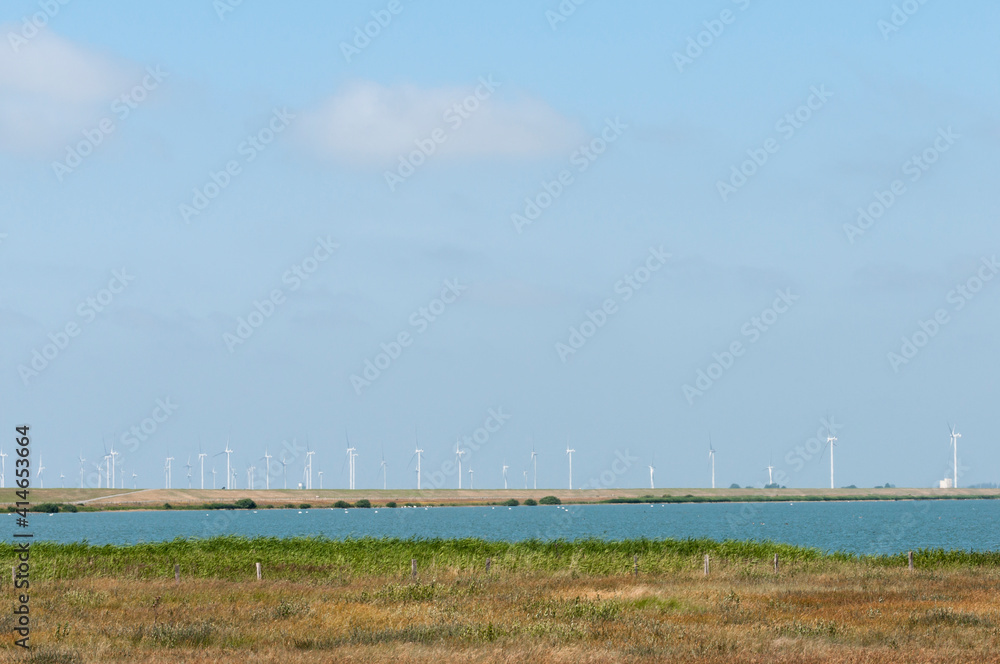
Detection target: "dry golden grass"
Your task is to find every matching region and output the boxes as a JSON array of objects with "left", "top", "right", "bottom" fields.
[{"left": 2, "top": 562, "right": 1000, "bottom": 662}]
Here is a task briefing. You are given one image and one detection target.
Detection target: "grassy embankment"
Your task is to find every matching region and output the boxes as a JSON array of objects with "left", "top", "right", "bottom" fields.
[{"left": 1, "top": 536, "right": 999, "bottom": 662}]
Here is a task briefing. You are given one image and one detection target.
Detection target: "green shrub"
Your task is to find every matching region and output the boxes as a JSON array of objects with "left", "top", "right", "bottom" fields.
[
  {"left": 523, "top": 498, "right": 537, "bottom": 506},
  {"left": 31, "top": 503, "right": 60, "bottom": 513},
  {"left": 502, "top": 499, "right": 519, "bottom": 506},
  {"left": 385, "top": 501, "right": 398, "bottom": 508},
  {"left": 299, "top": 503, "right": 311, "bottom": 509},
  {"left": 333, "top": 500, "right": 351, "bottom": 509},
  {"left": 354, "top": 499, "right": 372, "bottom": 508},
  {"left": 729, "top": 484, "right": 741, "bottom": 489},
  {"left": 163, "top": 503, "right": 173, "bottom": 510},
  {"left": 234, "top": 498, "right": 257, "bottom": 509},
  {"left": 61, "top": 504, "right": 78, "bottom": 513},
  {"left": 539, "top": 496, "right": 561, "bottom": 505}
]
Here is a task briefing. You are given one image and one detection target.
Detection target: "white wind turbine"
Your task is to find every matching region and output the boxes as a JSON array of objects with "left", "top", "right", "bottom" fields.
[
  {"left": 502, "top": 460, "right": 509, "bottom": 489},
  {"left": 103, "top": 450, "right": 111, "bottom": 488},
  {"left": 132, "top": 470, "right": 138, "bottom": 489},
  {"left": 0, "top": 446, "right": 7, "bottom": 488},
  {"left": 78, "top": 452, "right": 86, "bottom": 488},
  {"left": 60, "top": 472, "right": 65, "bottom": 488},
  {"left": 649, "top": 455, "right": 655, "bottom": 490},
  {"left": 198, "top": 444, "right": 208, "bottom": 490},
  {"left": 413, "top": 446, "right": 424, "bottom": 490},
  {"left": 530, "top": 442, "right": 538, "bottom": 490},
  {"left": 455, "top": 444, "right": 465, "bottom": 489},
  {"left": 262, "top": 448, "right": 272, "bottom": 490},
  {"left": 211, "top": 467, "right": 217, "bottom": 489},
  {"left": 467, "top": 464, "right": 474, "bottom": 490},
  {"left": 165, "top": 454, "right": 174, "bottom": 489},
  {"left": 110, "top": 443, "right": 118, "bottom": 491},
  {"left": 37, "top": 456, "right": 45, "bottom": 488},
  {"left": 185, "top": 456, "right": 194, "bottom": 489},
  {"left": 280, "top": 453, "right": 288, "bottom": 489},
  {"left": 523, "top": 470, "right": 528, "bottom": 489},
  {"left": 318, "top": 470, "right": 324, "bottom": 490},
  {"left": 351, "top": 449, "right": 358, "bottom": 489},
  {"left": 708, "top": 439, "right": 716, "bottom": 489},
  {"left": 764, "top": 460, "right": 774, "bottom": 486},
  {"left": 219, "top": 437, "right": 234, "bottom": 490},
  {"left": 948, "top": 425, "right": 961, "bottom": 488},
  {"left": 247, "top": 466, "right": 254, "bottom": 490},
  {"left": 826, "top": 436, "right": 837, "bottom": 489},
  {"left": 304, "top": 450, "right": 315, "bottom": 490},
  {"left": 231, "top": 466, "right": 238, "bottom": 490},
  {"left": 379, "top": 447, "right": 387, "bottom": 490},
  {"left": 566, "top": 445, "right": 575, "bottom": 490},
  {"left": 345, "top": 433, "right": 356, "bottom": 490}
]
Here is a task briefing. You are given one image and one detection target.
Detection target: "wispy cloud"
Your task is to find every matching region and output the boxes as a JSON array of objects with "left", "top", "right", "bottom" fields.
[
  {"left": 296, "top": 80, "right": 584, "bottom": 165},
  {"left": 0, "top": 28, "right": 133, "bottom": 155}
]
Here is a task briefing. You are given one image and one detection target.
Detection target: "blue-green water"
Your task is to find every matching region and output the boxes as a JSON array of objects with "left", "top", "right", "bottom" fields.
[{"left": 7, "top": 500, "right": 1000, "bottom": 555}]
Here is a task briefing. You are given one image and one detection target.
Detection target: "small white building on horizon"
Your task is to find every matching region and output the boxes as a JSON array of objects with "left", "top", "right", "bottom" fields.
[{"left": 938, "top": 478, "right": 953, "bottom": 489}]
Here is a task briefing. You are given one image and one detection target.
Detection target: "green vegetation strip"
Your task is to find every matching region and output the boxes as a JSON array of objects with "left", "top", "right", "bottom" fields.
[
  {"left": 604, "top": 494, "right": 1000, "bottom": 504},
  {"left": 3, "top": 536, "right": 998, "bottom": 582}
]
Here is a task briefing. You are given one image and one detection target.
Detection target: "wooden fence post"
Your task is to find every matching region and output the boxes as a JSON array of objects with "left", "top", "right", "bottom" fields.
[
  {"left": 485, "top": 557, "right": 491, "bottom": 573},
  {"left": 773, "top": 553, "right": 779, "bottom": 573},
  {"left": 256, "top": 562, "right": 262, "bottom": 581},
  {"left": 174, "top": 564, "right": 180, "bottom": 584},
  {"left": 908, "top": 551, "right": 914, "bottom": 571},
  {"left": 633, "top": 554, "right": 638, "bottom": 577},
  {"left": 703, "top": 554, "right": 709, "bottom": 576},
  {"left": 411, "top": 558, "right": 417, "bottom": 579}
]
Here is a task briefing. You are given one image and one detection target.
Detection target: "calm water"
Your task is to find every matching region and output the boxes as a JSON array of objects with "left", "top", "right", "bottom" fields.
[{"left": 7, "top": 500, "right": 1000, "bottom": 555}]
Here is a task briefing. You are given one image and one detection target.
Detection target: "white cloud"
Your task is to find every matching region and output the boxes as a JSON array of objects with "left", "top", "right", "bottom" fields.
[
  {"left": 297, "top": 80, "right": 585, "bottom": 164},
  {"left": 0, "top": 27, "right": 133, "bottom": 155}
]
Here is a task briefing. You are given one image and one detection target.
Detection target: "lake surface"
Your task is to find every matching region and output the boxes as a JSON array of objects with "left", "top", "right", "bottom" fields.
[{"left": 7, "top": 500, "right": 1000, "bottom": 555}]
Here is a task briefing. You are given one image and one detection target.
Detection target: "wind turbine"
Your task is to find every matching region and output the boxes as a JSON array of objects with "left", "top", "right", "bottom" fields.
[
  {"left": 0, "top": 446, "right": 7, "bottom": 488},
  {"left": 566, "top": 445, "right": 575, "bottom": 490},
  {"left": 132, "top": 470, "right": 137, "bottom": 489},
  {"left": 78, "top": 451, "right": 86, "bottom": 488},
  {"left": 211, "top": 467, "right": 217, "bottom": 490},
  {"left": 468, "top": 464, "right": 474, "bottom": 490},
  {"left": 184, "top": 456, "right": 194, "bottom": 489},
  {"left": 502, "top": 460, "right": 509, "bottom": 490},
  {"left": 305, "top": 450, "right": 315, "bottom": 490},
  {"left": 708, "top": 439, "right": 716, "bottom": 489},
  {"left": 345, "top": 433, "right": 356, "bottom": 490},
  {"left": 379, "top": 447, "right": 387, "bottom": 490},
  {"left": 764, "top": 460, "right": 774, "bottom": 486},
  {"left": 949, "top": 425, "right": 961, "bottom": 488},
  {"left": 198, "top": 444, "right": 208, "bottom": 490},
  {"left": 649, "top": 455, "right": 655, "bottom": 490},
  {"left": 530, "top": 442, "right": 538, "bottom": 490},
  {"left": 280, "top": 453, "right": 288, "bottom": 489},
  {"left": 413, "top": 446, "right": 424, "bottom": 490},
  {"left": 826, "top": 437, "right": 837, "bottom": 489},
  {"left": 60, "top": 472, "right": 65, "bottom": 488},
  {"left": 247, "top": 466, "right": 254, "bottom": 490},
  {"left": 523, "top": 470, "right": 528, "bottom": 489},
  {"left": 218, "top": 437, "right": 233, "bottom": 491},
  {"left": 231, "top": 466, "right": 237, "bottom": 490},
  {"left": 37, "top": 456, "right": 44, "bottom": 488},
  {"left": 103, "top": 450, "right": 111, "bottom": 489},
  {"left": 165, "top": 454, "right": 174, "bottom": 489},
  {"left": 455, "top": 444, "right": 465, "bottom": 489},
  {"left": 110, "top": 443, "right": 118, "bottom": 491},
  {"left": 318, "top": 470, "right": 324, "bottom": 490},
  {"left": 262, "top": 448, "right": 272, "bottom": 490}
]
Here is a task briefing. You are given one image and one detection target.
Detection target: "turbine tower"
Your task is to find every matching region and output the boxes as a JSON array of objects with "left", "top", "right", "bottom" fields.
[
  {"left": 60, "top": 472, "right": 65, "bottom": 488},
  {"left": 198, "top": 445, "right": 208, "bottom": 490},
  {"left": 280, "top": 453, "right": 288, "bottom": 489},
  {"left": 345, "top": 433, "right": 356, "bottom": 490},
  {"left": 247, "top": 466, "right": 254, "bottom": 490},
  {"left": 184, "top": 456, "right": 193, "bottom": 488},
  {"left": 649, "top": 457, "right": 655, "bottom": 490},
  {"left": 318, "top": 470, "right": 324, "bottom": 490},
  {"left": 455, "top": 444, "right": 465, "bottom": 489},
  {"left": 708, "top": 437, "right": 716, "bottom": 489},
  {"left": 523, "top": 470, "right": 528, "bottom": 489},
  {"left": 0, "top": 446, "right": 7, "bottom": 488},
  {"left": 78, "top": 452, "right": 86, "bottom": 488},
  {"left": 305, "top": 450, "right": 315, "bottom": 490},
  {"left": 165, "top": 454, "right": 174, "bottom": 489},
  {"left": 764, "top": 461, "right": 774, "bottom": 486},
  {"left": 37, "top": 456, "right": 44, "bottom": 488},
  {"left": 530, "top": 443, "right": 538, "bottom": 490},
  {"left": 211, "top": 467, "right": 217, "bottom": 489},
  {"left": 131, "top": 470, "right": 137, "bottom": 489},
  {"left": 263, "top": 448, "right": 272, "bottom": 490},
  {"left": 110, "top": 443, "right": 118, "bottom": 491},
  {"left": 223, "top": 438, "right": 233, "bottom": 491},
  {"left": 566, "top": 445, "right": 575, "bottom": 490},
  {"left": 468, "top": 464, "right": 474, "bottom": 490},
  {"left": 949, "top": 425, "right": 961, "bottom": 488},
  {"left": 231, "top": 466, "right": 237, "bottom": 490},
  {"left": 502, "top": 460, "right": 509, "bottom": 489},
  {"left": 379, "top": 448, "right": 387, "bottom": 490},
  {"left": 827, "top": 437, "right": 837, "bottom": 489}
]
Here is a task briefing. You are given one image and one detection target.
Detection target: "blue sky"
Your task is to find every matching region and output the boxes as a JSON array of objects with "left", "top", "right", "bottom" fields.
[{"left": 1, "top": 0, "right": 998, "bottom": 491}]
